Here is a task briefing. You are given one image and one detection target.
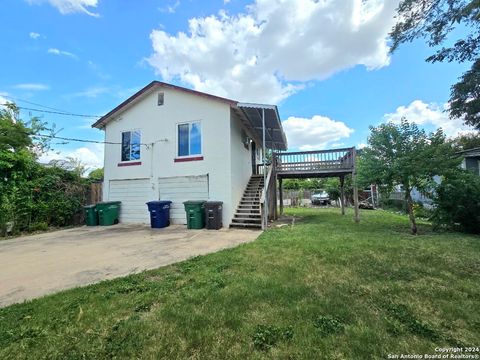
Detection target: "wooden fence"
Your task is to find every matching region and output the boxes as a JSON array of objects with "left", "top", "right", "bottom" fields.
[{"left": 87, "top": 182, "right": 103, "bottom": 205}]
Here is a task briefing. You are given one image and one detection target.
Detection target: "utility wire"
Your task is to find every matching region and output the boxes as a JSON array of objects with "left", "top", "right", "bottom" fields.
[
  {"left": 1, "top": 128, "right": 161, "bottom": 146},
  {"left": 0, "top": 103, "right": 102, "bottom": 118},
  {"left": 2, "top": 95, "right": 75, "bottom": 114}
]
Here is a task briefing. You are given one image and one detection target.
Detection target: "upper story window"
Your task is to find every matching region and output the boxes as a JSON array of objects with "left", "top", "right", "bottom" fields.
[
  {"left": 178, "top": 121, "right": 201, "bottom": 157},
  {"left": 121, "top": 130, "right": 141, "bottom": 161}
]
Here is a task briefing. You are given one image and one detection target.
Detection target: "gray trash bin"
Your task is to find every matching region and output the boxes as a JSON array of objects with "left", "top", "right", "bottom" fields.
[{"left": 204, "top": 201, "right": 223, "bottom": 230}]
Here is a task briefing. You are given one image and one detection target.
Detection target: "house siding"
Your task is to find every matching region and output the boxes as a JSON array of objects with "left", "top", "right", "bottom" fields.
[
  {"left": 465, "top": 157, "right": 480, "bottom": 175},
  {"left": 103, "top": 87, "right": 234, "bottom": 224},
  {"left": 230, "top": 110, "right": 256, "bottom": 219}
]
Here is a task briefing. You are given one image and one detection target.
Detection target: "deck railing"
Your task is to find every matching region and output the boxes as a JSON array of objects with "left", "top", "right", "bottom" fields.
[{"left": 275, "top": 147, "right": 355, "bottom": 174}]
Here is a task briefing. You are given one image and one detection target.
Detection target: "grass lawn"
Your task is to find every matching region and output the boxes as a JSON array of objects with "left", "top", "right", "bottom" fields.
[{"left": 1, "top": 209, "right": 479, "bottom": 359}]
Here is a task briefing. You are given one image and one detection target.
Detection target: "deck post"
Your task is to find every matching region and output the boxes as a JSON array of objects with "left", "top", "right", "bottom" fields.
[
  {"left": 352, "top": 148, "right": 360, "bottom": 223},
  {"left": 262, "top": 108, "right": 267, "bottom": 229},
  {"left": 279, "top": 177, "right": 283, "bottom": 216},
  {"left": 340, "top": 175, "right": 345, "bottom": 216},
  {"left": 273, "top": 154, "right": 278, "bottom": 220}
]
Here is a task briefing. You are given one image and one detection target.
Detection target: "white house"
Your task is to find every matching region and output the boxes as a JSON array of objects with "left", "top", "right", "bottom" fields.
[{"left": 92, "top": 81, "right": 287, "bottom": 227}]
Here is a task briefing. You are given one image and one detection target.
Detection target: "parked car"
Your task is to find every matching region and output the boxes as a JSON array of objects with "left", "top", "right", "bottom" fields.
[{"left": 311, "top": 191, "right": 330, "bottom": 205}]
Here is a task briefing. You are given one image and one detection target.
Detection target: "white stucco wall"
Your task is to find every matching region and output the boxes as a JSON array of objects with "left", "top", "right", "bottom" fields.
[
  {"left": 102, "top": 86, "right": 235, "bottom": 224},
  {"left": 230, "top": 110, "right": 256, "bottom": 216}
]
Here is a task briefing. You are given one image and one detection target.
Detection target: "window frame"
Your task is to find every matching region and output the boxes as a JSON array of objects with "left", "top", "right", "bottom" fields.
[
  {"left": 175, "top": 120, "right": 203, "bottom": 159},
  {"left": 120, "top": 129, "right": 142, "bottom": 162}
]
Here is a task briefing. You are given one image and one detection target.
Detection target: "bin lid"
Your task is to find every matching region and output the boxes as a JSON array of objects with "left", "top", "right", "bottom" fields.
[
  {"left": 146, "top": 200, "right": 172, "bottom": 205},
  {"left": 97, "top": 201, "right": 121, "bottom": 205},
  {"left": 84, "top": 204, "right": 96, "bottom": 209},
  {"left": 183, "top": 200, "right": 206, "bottom": 205},
  {"left": 205, "top": 201, "right": 223, "bottom": 206}
]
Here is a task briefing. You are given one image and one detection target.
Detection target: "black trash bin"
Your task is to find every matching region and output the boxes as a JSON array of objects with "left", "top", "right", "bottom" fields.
[
  {"left": 146, "top": 200, "right": 172, "bottom": 228},
  {"left": 204, "top": 201, "right": 223, "bottom": 230}
]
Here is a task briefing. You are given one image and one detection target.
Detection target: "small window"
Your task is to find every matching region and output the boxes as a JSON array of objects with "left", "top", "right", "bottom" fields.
[
  {"left": 177, "top": 121, "right": 201, "bottom": 157},
  {"left": 158, "top": 92, "right": 164, "bottom": 106},
  {"left": 121, "top": 130, "right": 141, "bottom": 161}
]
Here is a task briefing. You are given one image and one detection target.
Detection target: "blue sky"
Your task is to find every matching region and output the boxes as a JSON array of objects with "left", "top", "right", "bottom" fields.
[{"left": 0, "top": 0, "right": 473, "bottom": 170}]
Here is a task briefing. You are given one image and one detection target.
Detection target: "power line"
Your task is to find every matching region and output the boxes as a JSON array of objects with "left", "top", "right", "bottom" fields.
[
  {"left": 2, "top": 95, "right": 74, "bottom": 113},
  {"left": 0, "top": 103, "right": 103, "bottom": 118},
  {"left": 0, "top": 129, "right": 156, "bottom": 146},
  {"left": 32, "top": 133, "right": 126, "bottom": 145}
]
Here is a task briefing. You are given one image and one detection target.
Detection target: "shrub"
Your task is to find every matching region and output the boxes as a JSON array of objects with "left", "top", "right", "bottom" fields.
[
  {"left": 412, "top": 202, "right": 433, "bottom": 219},
  {"left": 431, "top": 170, "right": 480, "bottom": 234},
  {"left": 380, "top": 199, "right": 407, "bottom": 213},
  {"left": 252, "top": 324, "right": 294, "bottom": 350},
  {"left": 313, "top": 315, "right": 345, "bottom": 336}
]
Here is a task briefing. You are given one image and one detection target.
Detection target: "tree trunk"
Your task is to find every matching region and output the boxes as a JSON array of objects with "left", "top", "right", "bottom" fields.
[{"left": 405, "top": 189, "right": 417, "bottom": 235}]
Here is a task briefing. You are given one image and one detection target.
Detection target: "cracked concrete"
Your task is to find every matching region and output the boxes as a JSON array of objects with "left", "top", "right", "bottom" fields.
[{"left": 0, "top": 224, "right": 260, "bottom": 307}]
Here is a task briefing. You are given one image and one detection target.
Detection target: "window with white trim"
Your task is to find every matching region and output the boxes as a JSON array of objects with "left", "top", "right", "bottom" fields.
[
  {"left": 177, "top": 121, "right": 201, "bottom": 157},
  {"left": 121, "top": 130, "right": 141, "bottom": 161}
]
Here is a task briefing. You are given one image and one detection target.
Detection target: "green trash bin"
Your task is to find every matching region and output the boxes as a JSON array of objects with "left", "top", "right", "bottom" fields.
[
  {"left": 84, "top": 205, "right": 98, "bottom": 226},
  {"left": 96, "top": 201, "right": 121, "bottom": 226},
  {"left": 183, "top": 201, "right": 206, "bottom": 229}
]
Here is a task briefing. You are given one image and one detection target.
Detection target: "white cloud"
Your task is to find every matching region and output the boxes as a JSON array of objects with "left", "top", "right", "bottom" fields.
[
  {"left": 39, "top": 143, "right": 104, "bottom": 173},
  {"left": 383, "top": 100, "right": 475, "bottom": 137},
  {"left": 159, "top": 0, "right": 180, "bottom": 14},
  {"left": 69, "top": 86, "right": 109, "bottom": 98},
  {"left": 26, "top": 0, "right": 99, "bottom": 17},
  {"left": 282, "top": 115, "right": 354, "bottom": 150},
  {"left": 29, "top": 32, "right": 41, "bottom": 39},
  {"left": 48, "top": 48, "right": 78, "bottom": 59},
  {"left": 148, "top": 0, "right": 399, "bottom": 103},
  {"left": 13, "top": 83, "right": 50, "bottom": 91}
]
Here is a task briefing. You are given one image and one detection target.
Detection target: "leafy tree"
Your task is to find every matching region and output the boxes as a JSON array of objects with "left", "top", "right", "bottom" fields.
[
  {"left": 88, "top": 167, "right": 104, "bottom": 181},
  {"left": 48, "top": 157, "right": 87, "bottom": 177},
  {"left": 0, "top": 103, "right": 88, "bottom": 235},
  {"left": 359, "top": 119, "right": 460, "bottom": 234},
  {"left": 454, "top": 131, "right": 480, "bottom": 150},
  {"left": 390, "top": 0, "right": 480, "bottom": 128},
  {"left": 431, "top": 169, "right": 480, "bottom": 233}
]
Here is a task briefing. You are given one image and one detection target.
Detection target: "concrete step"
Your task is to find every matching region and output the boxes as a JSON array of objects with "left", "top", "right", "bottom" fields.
[
  {"left": 230, "top": 222, "right": 262, "bottom": 229},
  {"left": 232, "top": 217, "right": 262, "bottom": 223}
]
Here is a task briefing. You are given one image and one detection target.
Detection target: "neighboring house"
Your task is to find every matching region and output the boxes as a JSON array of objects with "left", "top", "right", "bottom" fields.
[
  {"left": 92, "top": 81, "right": 287, "bottom": 227},
  {"left": 460, "top": 147, "right": 480, "bottom": 176}
]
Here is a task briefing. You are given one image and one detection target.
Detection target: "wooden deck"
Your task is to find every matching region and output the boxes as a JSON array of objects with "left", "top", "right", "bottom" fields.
[
  {"left": 269, "top": 147, "right": 359, "bottom": 223},
  {"left": 275, "top": 147, "right": 355, "bottom": 178}
]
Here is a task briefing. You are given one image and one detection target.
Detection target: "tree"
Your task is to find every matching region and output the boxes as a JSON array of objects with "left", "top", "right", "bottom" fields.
[
  {"left": 390, "top": 0, "right": 480, "bottom": 129},
  {"left": 454, "top": 131, "right": 480, "bottom": 150},
  {"left": 431, "top": 169, "right": 480, "bottom": 233},
  {"left": 88, "top": 167, "right": 104, "bottom": 182},
  {"left": 359, "top": 119, "right": 460, "bottom": 234},
  {"left": 1, "top": 103, "right": 88, "bottom": 235}
]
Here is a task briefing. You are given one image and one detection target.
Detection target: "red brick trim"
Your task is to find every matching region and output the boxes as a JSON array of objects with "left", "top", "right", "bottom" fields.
[
  {"left": 118, "top": 161, "right": 142, "bottom": 167},
  {"left": 174, "top": 156, "right": 204, "bottom": 163}
]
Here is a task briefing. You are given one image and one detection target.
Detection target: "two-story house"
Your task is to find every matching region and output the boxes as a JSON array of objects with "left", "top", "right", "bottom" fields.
[{"left": 92, "top": 81, "right": 287, "bottom": 228}]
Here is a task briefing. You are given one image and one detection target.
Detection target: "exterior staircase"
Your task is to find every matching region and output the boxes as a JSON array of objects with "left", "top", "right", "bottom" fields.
[{"left": 230, "top": 175, "right": 264, "bottom": 229}]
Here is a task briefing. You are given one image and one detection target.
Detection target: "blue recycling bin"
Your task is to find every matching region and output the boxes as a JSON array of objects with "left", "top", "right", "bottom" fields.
[{"left": 146, "top": 201, "right": 172, "bottom": 228}]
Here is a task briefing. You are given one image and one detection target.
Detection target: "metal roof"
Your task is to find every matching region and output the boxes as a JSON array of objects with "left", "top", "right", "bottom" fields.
[{"left": 234, "top": 103, "right": 288, "bottom": 151}]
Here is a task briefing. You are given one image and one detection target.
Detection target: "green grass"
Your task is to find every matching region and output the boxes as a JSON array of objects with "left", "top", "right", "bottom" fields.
[{"left": 1, "top": 209, "right": 479, "bottom": 359}]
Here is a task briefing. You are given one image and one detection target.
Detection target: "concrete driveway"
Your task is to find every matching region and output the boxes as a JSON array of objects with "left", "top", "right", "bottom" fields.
[{"left": 0, "top": 224, "right": 261, "bottom": 307}]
